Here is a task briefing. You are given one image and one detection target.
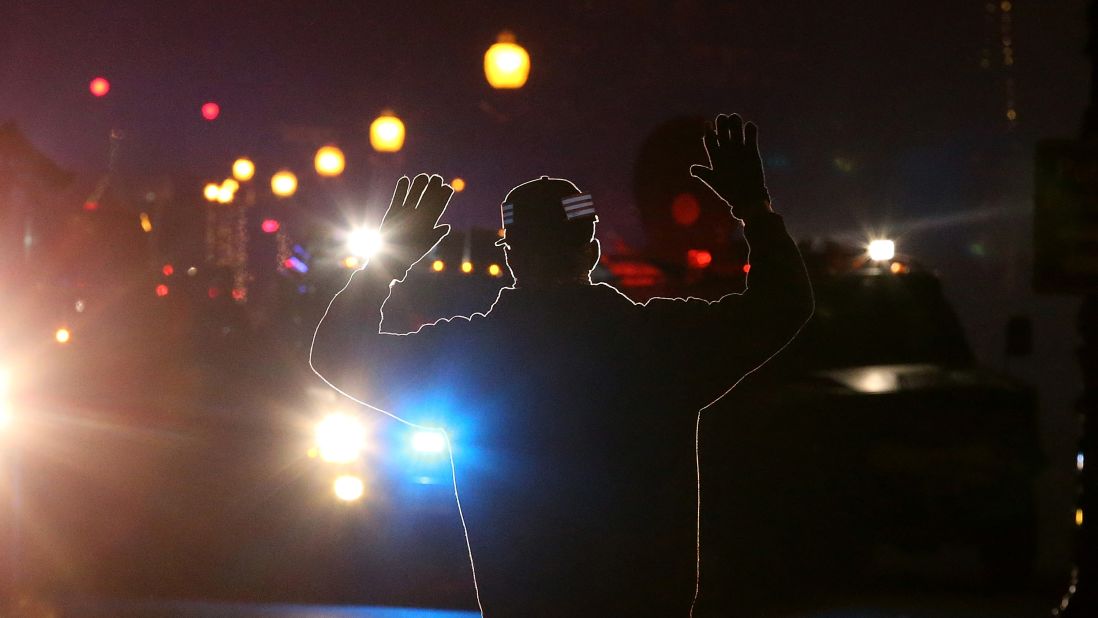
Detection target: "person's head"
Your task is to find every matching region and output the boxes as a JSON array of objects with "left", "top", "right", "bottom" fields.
[{"left": 497, "top": 176, "right": 600, "bottom": 288}]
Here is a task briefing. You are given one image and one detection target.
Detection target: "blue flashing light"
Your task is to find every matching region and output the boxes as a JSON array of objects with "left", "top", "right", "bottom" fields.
[
  {"left": 412, "top": 430, "right": 446, "bottom": 454},
  {"left": 287, "top": 256, "right": 309, "bottom": 273}
]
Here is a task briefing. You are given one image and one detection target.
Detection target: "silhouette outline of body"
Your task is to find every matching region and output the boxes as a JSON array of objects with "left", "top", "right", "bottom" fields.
[{"left": 311, "top": 114, "right": 813, "bottom": 616}]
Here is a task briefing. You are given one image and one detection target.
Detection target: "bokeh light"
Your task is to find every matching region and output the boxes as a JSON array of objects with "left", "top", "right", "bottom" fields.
[
  {"left": 315, "top": 413, "right": 366, "bottom": 464},
  {"left": 314, "top": 145, "right": 346, "bottom": 177},
  {"left": 232, "top": 158, "right": 255, "bottom": 182},
  {"left": 89, "top": 77, "right": 110, "bottom": 97},
  {"left": 451, "top": 177, "right": 466, "bottom": 192},
  {"left": 271, "top": 170, "right": 298, "bottom": 197},
  {"left": 333, "top": 475, "right": 365, "bottom": 502},
  {"left": 201, "top": 101, "right": 220, "bottom": 121},
  {"left": 370, "top": 112, "right": 405, "bottom": 152},
  {"left": 484, "top": 32, "right": 530, "bottom": 89}
]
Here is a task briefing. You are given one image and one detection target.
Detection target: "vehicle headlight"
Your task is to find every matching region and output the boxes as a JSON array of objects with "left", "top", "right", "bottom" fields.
[{"left": 314, "top": 413, "right": 366, "bottom": 463}]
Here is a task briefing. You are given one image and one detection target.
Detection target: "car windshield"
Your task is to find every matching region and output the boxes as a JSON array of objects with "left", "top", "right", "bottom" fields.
[{"left": 784, "top": 271, "right": 974, "bottom": 370}]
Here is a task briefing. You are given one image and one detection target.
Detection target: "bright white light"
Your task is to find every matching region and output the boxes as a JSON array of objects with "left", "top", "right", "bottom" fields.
[
  {"left": 346, "top": 228, "right": 383, "bottom": 259},
  {"left": 412, "top": 430, "right": 446, "bottom": 454},
  {"left": 868, "top": 239, "right": 895, "bottom": 262},
  {"left": 333, "top": 475, "right": 365, "bottom": 502},
  {"left": 1078, "top": 452, "right": 1085, "bottom": 472},
  {"left": 315, "top": 413, "right": 366, "bottom": 463}
]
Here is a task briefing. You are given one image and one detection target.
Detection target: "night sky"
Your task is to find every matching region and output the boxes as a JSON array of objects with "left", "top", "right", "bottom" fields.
[{"left": 1, "top": 0, "right": 1092, "bottom": 573}]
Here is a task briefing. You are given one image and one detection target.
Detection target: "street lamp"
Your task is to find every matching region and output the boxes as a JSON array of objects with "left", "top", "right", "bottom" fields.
[
  {"left": 314, "top": 145, "right": 346, "bottom": 177},
  {"left": 203, "top": 183, "right": 220, "bottom": 202},
  {"left": 271, "top": 170, "right": 298, "bottom": 198},
  {"left": 484, "top": 31, "right": 530, "bottom": 89},
  {"left": 370, "top": 111, "right": 405, "bottom": 153}
]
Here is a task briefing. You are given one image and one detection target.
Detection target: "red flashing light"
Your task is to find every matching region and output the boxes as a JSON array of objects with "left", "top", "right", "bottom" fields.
[
  {"left": 231, "top": 288, "right": 246, "bottom": 301},
  {"left": 742, "top": 263, "right": 751, "bottom": 273},
  {"left": 282, "top": 258, "right": 295, "bottom": 270},
  {"left": 89, "top": 77, "right": 110, "bottom": 97},
  {"left": 671, "top": 193, "right": 701, "bottom": 227},
  {"left": 261, "top": 218, "right": 280, "bottom": 233},
  {"left": 155, "top": 284, "right": 169, "bottom": 297},
  {"left": 201, "top": 101, "right": 220, "bottom": 121},
  {"left": 207, "top": 287, "right": 221, "bottom": 299},
  {"left": 687, "top": 249, "right": 712, "bottom": 269},
  {"left": 162, "top": 264, "right": 174, "bottom": 276},
  {"left": 83, "top": 201, "right": 99, "bottom": 211}
]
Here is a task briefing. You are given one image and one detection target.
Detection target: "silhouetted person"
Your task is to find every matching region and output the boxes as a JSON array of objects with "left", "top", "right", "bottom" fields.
[{"left": 311, "top": 114, "right": 812, "bottom": 616}]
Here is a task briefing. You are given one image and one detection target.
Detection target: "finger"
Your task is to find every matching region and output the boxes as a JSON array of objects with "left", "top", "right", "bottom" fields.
[
  {"left": 729, "top": 113, "right": 744, "bottom": 146},
  {"left": 418, "top": 175, "right": 454, "bottom": 225},
  {"left": 715, "top": 114, "right": 731, "bottom": 148},
  {"left": 744, "top": 121, "right": 760, "bottom": 155},
  {"left": 701, "top": 130, "right": 719, "bottom": 166},
  {"left": 403, "top": 173, "right": 430, "bottom": 209},
  {"left": 689, "top": 165, "right": 715, "bottom": 188},
  {"left": 387, "top": 176, "right": 410, "bottom": 214}
]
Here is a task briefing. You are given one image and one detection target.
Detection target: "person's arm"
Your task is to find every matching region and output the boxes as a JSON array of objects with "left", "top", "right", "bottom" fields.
[
  {"left": 646, "top": 114, "right": 813, "bottom": 408},
  {"left": 310, "top": 174, "right": 455, "bottom": 411}
]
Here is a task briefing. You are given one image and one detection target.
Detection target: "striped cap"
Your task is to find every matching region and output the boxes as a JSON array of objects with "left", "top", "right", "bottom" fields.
[{"left": 498, "top": 176, "right": 597, "bottom": 244}]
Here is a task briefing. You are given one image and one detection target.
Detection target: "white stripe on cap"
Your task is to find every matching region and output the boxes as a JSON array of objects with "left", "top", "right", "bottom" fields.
[
  {"left": 565, "top": 206, "right": 596, "bottom": 220},
  {"left": 502, "top": 203, "right": 514, "bottom": 225},
  {"left": 562, "top": 193, "right": 592, "bottom": 205},
  {"left": 562, "top": 204, "right": 597, "bottom": 214}
]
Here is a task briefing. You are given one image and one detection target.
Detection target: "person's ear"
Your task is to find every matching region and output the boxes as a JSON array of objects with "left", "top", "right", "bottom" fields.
[{"left": 585, "top": 239, "right": 600, "bottom": 271}]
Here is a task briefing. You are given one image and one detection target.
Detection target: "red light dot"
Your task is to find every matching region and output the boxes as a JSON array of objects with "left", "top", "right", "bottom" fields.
[
  {"left": 231, "top": 288, "right": 246, "bottom": 301},
  {"left": 155, "top": 284, "right": 169, "bottom": 297},
  {"left": 201, "top": 102, "right": 220, "bottom": 121},
  {"left": 207, "top": 287, "right": 221, "bottom": 299},
  {"left": 89, "top": 77, "right": 110, "bottom": 97},
  {"left": 162, "top": 264, "right": 174, "bottom": 276},
  {"left": 686, "top": 249, "right": 712, "bottom": 269},
  {"left": 261, "top": 218, "right": 280, "bottom": 234},
  {"left": 83, "top": 201, "right": 99, "bottom": 211},
  {"left": 742, "top": 263, "right": 751, "bottom": 273},
  {"left": 671, "top": 193, "right": 701, "bottom": 226}
]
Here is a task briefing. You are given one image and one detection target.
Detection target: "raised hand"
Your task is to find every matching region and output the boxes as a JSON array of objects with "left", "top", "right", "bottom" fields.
[
  {"left": 689, "top": 113, "right": 772, "bottom": 221},
  {"left": 374, "top": 173, "right": 454, "bottom": 277}
]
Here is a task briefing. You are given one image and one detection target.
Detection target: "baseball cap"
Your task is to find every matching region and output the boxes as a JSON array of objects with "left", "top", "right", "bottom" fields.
[{"left": 497, "top": 176, "right": 598, "bottom": 247}]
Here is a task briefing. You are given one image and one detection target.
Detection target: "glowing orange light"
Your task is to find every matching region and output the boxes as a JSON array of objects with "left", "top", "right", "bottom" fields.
[
  {"left": 54, "top": 328, "right": 72, "bottom": 344},
  {"left": 370, "top": 111, "right": 405, "bottom": 152},
  {"left": 203, "top": 183, "right": 220, "bottom": 201},
  {"left": 89, "top": 77, "right": 110, "bottom": 97},
  {"left": 431, "top": 259, "right": 445, "bottom": 272},
  {"left": 461, "top": 261, "right": 473, "bottom": 274},
  {"left": 162, "top": 264, "right": 174, "bottom": 276},
  {"left": 201, "top": 101, "right": 220, "bottom": 121},
  {"left": 484, "top": 32, "right": 530, "bottom": 89},
  {"left": 488, "top": 263, "right": 502, "bottom": 277},
  {"left": 342, "top": 256, "right": 361, "bottom": 269},
  {"left": 139, "top": 212, "right": 153, "bottom": 233},
  {"left": 1077, "top": 508, "right": 1084, "bottom": 526},
  {"left": 451, "top": 177, "right": 466, "bottom": 192},
  {"left": 671, "top": 193, "right": 701, "bottom": 226},
  {"left": 232, "top": 158, "right": 255, "bottom": 182},
  {"left": 314, "top": 145, "right": 346, "bottom": 177},
  {"left": 261, "top": 218, "right": 280, "bottom": 234},
  {"left": 155, "top": 284, "right": 169, "bottom": 297},
  {"left": 271, "top": 170, "right": 298, "bottom": 197}
]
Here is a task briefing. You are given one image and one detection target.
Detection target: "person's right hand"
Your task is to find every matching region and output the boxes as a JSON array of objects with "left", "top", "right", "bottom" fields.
[
  {"left": 689, "top": 113, "right": 772, "bottom": 221},
  {"left": 373, "top": 173, "right": 453, "bottom": 277}
]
